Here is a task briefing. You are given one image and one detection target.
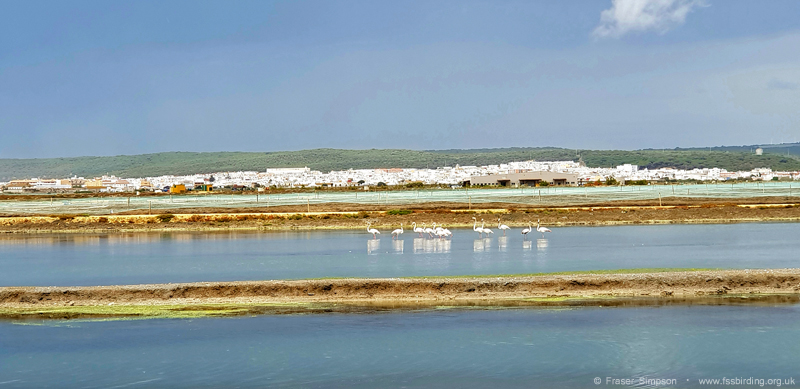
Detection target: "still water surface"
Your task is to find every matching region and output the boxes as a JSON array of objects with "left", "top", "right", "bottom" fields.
[
  {"left": 1, "top": 223, "right": 798, "bottom": 286},
  {"left": 1, "top": 304, "right": 799, "bottom": 388}
]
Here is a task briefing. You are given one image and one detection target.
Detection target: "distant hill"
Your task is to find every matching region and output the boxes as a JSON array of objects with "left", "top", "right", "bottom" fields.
[
  {"left": 678, "top": 142, "right": 800, "bottom": 157},
  {"left": 1, "top": 147, "right": 799, "bottom": 180}
]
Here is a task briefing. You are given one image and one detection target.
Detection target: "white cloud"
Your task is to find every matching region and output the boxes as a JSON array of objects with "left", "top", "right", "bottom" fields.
[{"left": 593, "top": 0, "right": 706, "bottom": 38}]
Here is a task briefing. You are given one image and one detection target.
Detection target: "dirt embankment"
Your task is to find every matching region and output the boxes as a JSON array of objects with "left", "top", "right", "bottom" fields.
[
  {"left": 2, "top": 197, "right": 800, "bottom": 233},
  {"left": 3, "top": 269, "right": 800, "bottom": 310}
]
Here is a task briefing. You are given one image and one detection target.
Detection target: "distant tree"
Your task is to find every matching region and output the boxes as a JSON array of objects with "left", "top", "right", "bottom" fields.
[
  {"left": 357, "top": 180, "right": 365, "bottom": 185},
  {"left": 377, "top": 182, "right": 387, "bottom": 187},
  {"left": 208, "top": 175, "right": 215, "bottom": 182},
  {"left": 606, "top": 177, "right": 619, "bottom": 186}
]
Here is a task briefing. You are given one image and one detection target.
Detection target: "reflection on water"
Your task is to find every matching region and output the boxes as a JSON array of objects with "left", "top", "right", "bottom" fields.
[
  {"left": 498, "top": 236, "right": 508, "bottom": 252},
  {"left": 0, "top": 231, "right": 304, "bottom": 247},
  {"left": 367, "top": 239, "right": 380, "bottom": 255},
  {"left": 392, "top": 239, "right": 404, "bottom": 254},
  {"left": 437, "top": 239, "right": 451, "bottom": 254},
  {"left": 414, "top": 238, "right": 451, "bottom": 254},
  {"left": 473, "top": 238, "right": 493, "bottom": 252},
  {"left": 413, "top": 238, "right": 425, "bottom": 254},
  {"left": 537, "top": 239, "right": 549, "bottom": 251},
  {"left": 473, "top": 239, "right": 485, "bottom": 252},
  {"left": 522, "top": 240, "right": 532, "bottom": 251}
]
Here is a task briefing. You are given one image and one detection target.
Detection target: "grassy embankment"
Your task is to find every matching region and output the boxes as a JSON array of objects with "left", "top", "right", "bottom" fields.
[{"left": 7, "top": 268, "right": 800, "bottom": 322}]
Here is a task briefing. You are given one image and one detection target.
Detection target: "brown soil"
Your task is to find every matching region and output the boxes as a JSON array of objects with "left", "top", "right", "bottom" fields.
[
  {"left": 2, "top": 197, "right": 799, "bottom": 233},
  {"left": 3, "top": 269, "right": 800, "bottom": 310}
]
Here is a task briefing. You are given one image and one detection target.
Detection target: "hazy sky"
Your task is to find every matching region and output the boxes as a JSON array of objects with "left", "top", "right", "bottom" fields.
[{"left": 2, "top": 0, "right": 800, "bottom": 158}]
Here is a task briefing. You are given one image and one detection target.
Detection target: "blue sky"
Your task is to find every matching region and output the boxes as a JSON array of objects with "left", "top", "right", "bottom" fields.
[{"left": 1, "top": 0, "right": 799, "bottom": 158}]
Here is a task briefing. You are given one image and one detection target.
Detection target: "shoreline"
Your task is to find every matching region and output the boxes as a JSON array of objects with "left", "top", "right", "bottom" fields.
[{"left": 3, "top": 269, "right": 800, "bottom": 319}]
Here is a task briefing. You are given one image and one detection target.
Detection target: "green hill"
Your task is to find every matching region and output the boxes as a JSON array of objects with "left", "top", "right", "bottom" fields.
[
  {"left": 1, "top": 147, "right": 799, "bottom": 180},
  {"left": 679, "top": 142, "right": 800, "bottom": 157}
]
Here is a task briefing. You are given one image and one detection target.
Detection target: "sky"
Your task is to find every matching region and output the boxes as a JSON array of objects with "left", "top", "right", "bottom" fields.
[{"left": 1, "top": 0, "right": 800, "bottom": 158}]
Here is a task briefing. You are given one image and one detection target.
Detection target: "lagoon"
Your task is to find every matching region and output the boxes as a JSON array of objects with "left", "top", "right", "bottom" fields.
[
  {"left": 2, "top": 303, "right": 800, "bottom": 388},
  {"left": 0, "top": 223, "right": 798, "bottom": 286}
]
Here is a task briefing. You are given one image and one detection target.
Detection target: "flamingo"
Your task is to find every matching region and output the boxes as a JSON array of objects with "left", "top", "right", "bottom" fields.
[
  {"left": 442, "top": 225, "right": 453, "bottom": 239},
  {"left": 366, "top": 222, "right": 380, "bottom": 239},
  {"left": 412, "top": 222, "right": 424, "bottom": 237},
  {"left": 521, "top": 222, "right": 532, "bottom": 240},
  {"left": 497, "top": 218, "right": 511, "bottom": 236},
  {"left": 472, "top": 217, "right": 483, "bottom": 238},
  {"left": 536, "top": 219, "right": 551, "bottom": 238},
  {"left": 423, "top": 223, "right": 435, "bottom": 239},
  {"left": 391, "top": 224, "right": 404, "bottom": 240},
  {"left": 481, "top": 219, "right": 493, "bottom": 236},
  {"left": 435, "top": 224, "right": 450, "bottom": 239}
]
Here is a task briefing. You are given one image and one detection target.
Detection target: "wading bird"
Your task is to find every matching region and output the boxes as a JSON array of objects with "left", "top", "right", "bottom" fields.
[
  {"left": 472, "top": 217, "right": 483, "bottom": 238},
  {"left": 412, "top": 222, "right": 424, "bottom": 237},
  {"left": 423, "top": 223, "right": 435, "bottom": 238},
  {"left": 391, "top": 224, "right": 404, "bottom": 240},
  {"left": 521, "top": 222, "right": 532, "bottom": 240},
  {"left": 481, "top": 219, "right": 493, "bottom": 236},
  {"left": 536, "top": 219, "right": 551, "bottom": 238},
  {"left": 366, "top": 222, "right": 381, "bottom": 239},
  {"left": 497, "top": 218, "right": 511, "bottom": 236}
]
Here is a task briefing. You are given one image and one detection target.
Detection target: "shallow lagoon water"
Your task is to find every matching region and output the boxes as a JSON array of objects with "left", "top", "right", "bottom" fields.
[
  {"left": 1, "top": 223, "right": 799, "bottom": 286},
  {"left": 2, "top": 304, "right": 800, "bottom": 388}
]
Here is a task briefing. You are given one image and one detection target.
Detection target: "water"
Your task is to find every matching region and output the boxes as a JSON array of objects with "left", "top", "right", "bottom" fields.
[
  {"left": 2, "top": 304, "right": 799, "bottom": 388},
  {"left": 1, "top": 223, "right": 799, "bottom": 286}
]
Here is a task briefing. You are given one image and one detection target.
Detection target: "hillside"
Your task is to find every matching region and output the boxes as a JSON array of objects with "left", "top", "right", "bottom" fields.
[
  {"left": 1, "top": 147, "right": 799, "bottom": 180},
  {"left": 679, "top": 142, "right": 800, "bottom": 157}
]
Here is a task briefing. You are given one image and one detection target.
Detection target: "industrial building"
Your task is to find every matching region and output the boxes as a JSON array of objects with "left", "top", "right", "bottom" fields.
[{"left": 467, "top": 171, "right": 580, "bottom": 187}]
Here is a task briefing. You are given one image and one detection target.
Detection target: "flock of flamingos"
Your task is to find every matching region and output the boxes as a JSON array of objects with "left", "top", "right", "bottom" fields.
[{"left": 366, "top": 217, "right": 551, "bottom": 240}]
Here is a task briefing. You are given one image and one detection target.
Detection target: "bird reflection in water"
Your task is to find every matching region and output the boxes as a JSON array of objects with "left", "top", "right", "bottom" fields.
[
  {"left": 412, "top": 238, "right": 451, "bottom": 254},
  {"left": 537, "top": 238, "right": 549, "bottom": 251},
  {"left": 392, "top": 239, "right": 404, "bottom": 254},
  {"left": 473, "top": 239, "right": 485, "bottom": 252},
  {"left": 367, "top": 239, "right": 381, "bottom": 255},
  {"left": 522, "top": 240, "right": 532, "bottom": 251},
  {"left": 436, "top": 239, "right": 451, "bottom": 254},
  {"left": 497, "top": 236, "right": 508, "bottom": 252},
  {"left": 413, "top": 238, "right": 425, "bottom": 254}
]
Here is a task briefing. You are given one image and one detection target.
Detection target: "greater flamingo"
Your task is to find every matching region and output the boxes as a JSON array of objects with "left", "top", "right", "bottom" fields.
[
  {"left": 481, "top": 219, "right": 493, "bottom": 236},
  {"left": 434, "top": 223, "right": 445, "bottom": 237},
  {"left": 424, "top": 223, "right": 435, "bottom": 238},
  {"left": 497, "top": 218, "right": 511, "bottom": 236},
  {"left": 521, "top": 222, "right": 532, "bottom": 240},
  {"left": 442, "top": 226, "right": 452, "bottom": 239},
  {"left": 472, "top": 217, "right": 483, "bottom": 238},
  {"left": 391, "top": 224, "right": 404, "bottom": 240},
  {"left": 536, "top": 219, "right": 551, "bottom": 238},
  {"left": 366, "top": 222, "right": 380, "bottom": 239},
  {"left": 412, "top": 222, "right": 424, "bottom": 237}
]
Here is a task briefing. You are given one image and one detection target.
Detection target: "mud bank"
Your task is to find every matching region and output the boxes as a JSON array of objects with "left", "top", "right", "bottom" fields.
[{"left": 2, "top": 269, "right": 800, "bottom": 320}]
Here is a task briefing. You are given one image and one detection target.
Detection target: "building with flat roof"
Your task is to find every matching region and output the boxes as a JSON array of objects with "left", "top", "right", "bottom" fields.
[{"left": 467, "top": 171, "right": 580, "bottom": 187}]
